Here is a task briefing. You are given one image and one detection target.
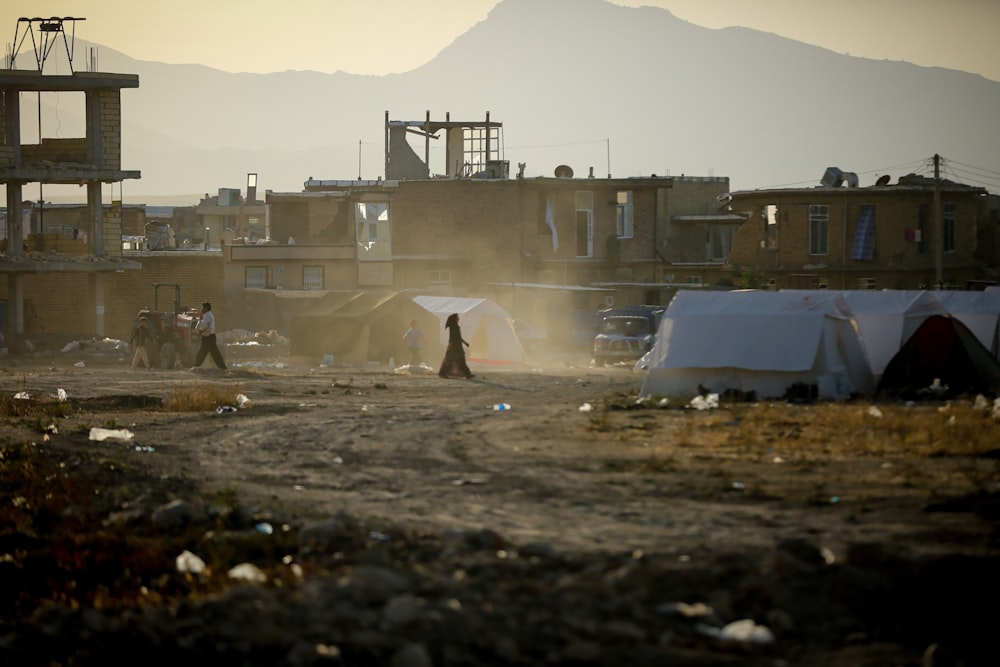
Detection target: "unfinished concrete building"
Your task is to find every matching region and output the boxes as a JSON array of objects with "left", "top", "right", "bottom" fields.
[{"left": 1, "top": 17, "right": 140, "bottom": 341}]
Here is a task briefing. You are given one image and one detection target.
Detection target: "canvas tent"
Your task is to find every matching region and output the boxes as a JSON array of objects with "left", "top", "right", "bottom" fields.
[
  {"left": 640, "top": 290, "right": 873, "bottom": 399},
  {"left": 290, "top": 291, "right": 442, "bottom": 365},
  {"left": 877, "top": 314, "right": 1000, "bottom": 398},
  {"left": 783, "top": 289, "right": 948, "bottom": 380},
  {"left": 413, "top": 295, "right": 525, "bottom": 364},
  {"left": 932, "top": 290, "right": 1000, "bottom": 359}
]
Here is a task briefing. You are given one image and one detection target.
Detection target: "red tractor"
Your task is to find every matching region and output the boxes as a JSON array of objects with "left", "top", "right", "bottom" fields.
[{"left": 130, "top": 283, "right": 199, "bottom": 368}]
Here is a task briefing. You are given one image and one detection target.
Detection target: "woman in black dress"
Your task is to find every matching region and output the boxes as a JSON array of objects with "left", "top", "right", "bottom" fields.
[{"left": 438, "top": 313, "right": 475, "bottom": 379}]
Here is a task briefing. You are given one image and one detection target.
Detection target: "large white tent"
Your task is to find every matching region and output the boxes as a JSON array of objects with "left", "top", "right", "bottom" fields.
[
  {"left": 785, "top": 290, "right": 948, "bottom": 379},
  {"left": 413, "top": 295, "right": 525, "bottom": 364},
  {"left": 640, "top": 290, "right": 873, "bottom": 399}
]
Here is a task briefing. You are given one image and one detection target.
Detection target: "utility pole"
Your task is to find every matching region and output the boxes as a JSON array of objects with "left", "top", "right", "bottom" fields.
[{"left": 933, "top": 153, "right": 942, "bottom": 288}]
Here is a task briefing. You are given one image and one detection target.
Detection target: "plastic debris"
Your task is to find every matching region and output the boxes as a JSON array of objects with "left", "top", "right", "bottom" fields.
[
  {"left": 578, "top": 402, "right": 594, "bottom": 412},
  {"left": 236, "top": 393, "right": 251, "bottom": 408},
  {"left": 333, "top": 456, "right": 343, "bottom": 464},
  {"left": 74, "top": 361, "right": 85, "bottom": 368},
  {"left": 688, "top": 393, "right": 719, "bottom": 410},
  {"left": 134, "top": 445, "right": 155, "bottom": 452},
  {"left": 216, "top": 405, "right": 237, "bottom": 414},
  {"left": 974, "top": 394, "right": 989, "bottom": 410},
  {"left": 13, "top": 392, "right": 29, "bottom": 400},
  {"left": 176, "top": 550, "right": 206, "bottom": 575},
  {"left": 369, "top": 530, "right": 392, "bottom": 542},
  {"left": 227, "top": 563, "right": 267, "bottom": 583},
  {"left": 866, "top": 405, "right": 884, "bottom": 418},
  {"left": 255, "top": 522, "right": 273, "bottom": 535},
  {"left": 493, "top": 403, "right": 511, "bottom": 411},
  {"left": 52, "top": 388, "right": 68, "bottom": 402},
  {"left": 732, "top": 482, "right": 745, "bottom": 491},
  {"left": 698, "top": 618, "right": 775, "bottom": 645},
  {"left": 89, "top": 427, "right": 135, "bottom": 442}
]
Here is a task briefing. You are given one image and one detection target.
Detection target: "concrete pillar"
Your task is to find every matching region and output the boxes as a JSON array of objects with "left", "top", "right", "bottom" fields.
[
  {"left": 7, "top": 273, "right": 24, "bottom": 335},
  {"left": 88, "top": 181, "right": 103, "bottom": 256},
  {"left": 5, "top": 181, "right": 24, "bottom": 257},
  {"left": 88, "top": 272, "right": 105, "bottom": 337}
]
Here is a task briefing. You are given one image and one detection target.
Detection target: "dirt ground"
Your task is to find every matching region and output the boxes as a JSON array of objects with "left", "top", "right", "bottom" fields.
[{"left": 1, "top": 340, "right": 998, "bottom": 665}]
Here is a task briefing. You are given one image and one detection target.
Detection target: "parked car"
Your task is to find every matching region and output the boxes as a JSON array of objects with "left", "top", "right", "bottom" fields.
[
  {"left": 592, "top": 305, "right": 665, "bottom": 366},
  {"left": 511, "top": 319, "right": 547, "bottom": 353}
]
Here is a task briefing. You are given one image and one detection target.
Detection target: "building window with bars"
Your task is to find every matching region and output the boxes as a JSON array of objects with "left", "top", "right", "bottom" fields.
[
  {"left": 245, "top": 266, "right": 267, "bottom": 289},
  {"left": 302, "top": 266, "right": 324, "bottom": 290},
  {"left": 809, "top": 204, "right": 828, "bottom": 255},
  {"left": 944, "top": 202, "right": 956, "bottom": 253}
]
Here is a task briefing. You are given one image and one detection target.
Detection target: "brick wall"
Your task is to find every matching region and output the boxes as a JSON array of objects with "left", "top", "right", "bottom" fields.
[
  {"left": 22, "top": 138, "right": 87, "bottom": 164},
  {"left": 99, "top": 91, "right": 121, "bottom": 170},
  {"left": 0, "top": 254, "right": 224, "bottom": 339}
]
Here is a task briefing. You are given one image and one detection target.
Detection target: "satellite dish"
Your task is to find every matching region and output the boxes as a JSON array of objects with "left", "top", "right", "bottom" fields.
[
  {"left": 875, "top": 174, "right": 891, "bottom": 187},
  {"left": 554, "top": 164, "right": 574, "bottom": 178}
]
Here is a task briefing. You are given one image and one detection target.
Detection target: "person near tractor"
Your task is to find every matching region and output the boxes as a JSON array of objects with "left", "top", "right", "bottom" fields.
[
  {"left": 130, "top": 316, "right": 152, "bottom": 370},
  {"left": 192, "top": 302, "right": 227, "bottom": 370},
  {"left": 402, "top": 319, "right": 424, "bottom": 367}
]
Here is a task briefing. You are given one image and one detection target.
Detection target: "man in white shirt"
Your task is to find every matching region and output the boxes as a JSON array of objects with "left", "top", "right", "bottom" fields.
[{"left": 193, "top": 302, "right": 227, "bottom": 369}]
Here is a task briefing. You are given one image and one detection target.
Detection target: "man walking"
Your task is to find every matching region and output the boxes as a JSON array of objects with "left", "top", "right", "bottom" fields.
[{"left": 192, "top": 302, "right": 227, "bottom": 369}]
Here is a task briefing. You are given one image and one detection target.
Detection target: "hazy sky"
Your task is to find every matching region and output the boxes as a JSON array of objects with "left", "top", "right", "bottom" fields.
[{"left": 3, "top": 0, "right": 998, "bottom": 82}]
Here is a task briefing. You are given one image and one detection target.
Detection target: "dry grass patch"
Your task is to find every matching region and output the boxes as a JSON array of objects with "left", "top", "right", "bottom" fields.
[{"left": 163, "top": 383, "right": 243, "bottom": 412}]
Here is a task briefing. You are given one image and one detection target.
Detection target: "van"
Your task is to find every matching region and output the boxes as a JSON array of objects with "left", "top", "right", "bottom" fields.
[{"left": 592, "top": 305, "right": 665, "bottom": 366}]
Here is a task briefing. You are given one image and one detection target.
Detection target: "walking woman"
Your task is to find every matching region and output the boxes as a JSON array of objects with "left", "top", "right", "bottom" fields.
[{"left": 438, "top": 313, "right": 475, "bottom": 379}]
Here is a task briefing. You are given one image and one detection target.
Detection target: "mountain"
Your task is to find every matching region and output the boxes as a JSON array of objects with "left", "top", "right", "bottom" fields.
[{"left": 23, "top": 0, "right": 1000, "bottom": 198}]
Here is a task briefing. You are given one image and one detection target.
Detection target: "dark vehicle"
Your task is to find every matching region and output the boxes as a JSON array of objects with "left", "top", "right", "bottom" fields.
[
  {"left": 592, "top": 305, "right": 665, "bottom": 366},
  {"left": 130, "top": 283, "right": 199, "bottom": 368}
]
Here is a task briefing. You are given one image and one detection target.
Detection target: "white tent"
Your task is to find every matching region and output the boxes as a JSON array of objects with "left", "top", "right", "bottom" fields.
[
  {"left": 785, "top": 290, "right": 948, "bottom": 379},
  {"left": 413, "top": 295, "right": 525, "bottom": 364},
  {"left": 932, "top": 289, "right": 1000, "bottom": 358},
  {"left": 640, "top": 290, "right": 873, "bottom": 399}
]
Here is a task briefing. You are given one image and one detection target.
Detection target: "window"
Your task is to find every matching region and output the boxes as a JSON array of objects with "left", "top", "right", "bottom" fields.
[
  {"left": 858, "top": 277, "right": 876, "bottom": 290},
  {"left": 356, "top": 202, "right": 391, "bottom": 261},
  {"left": 575, "top": 191, "right": 593, "bottom": 257},
  {"left": 917, "top": 204, "right": 928, "bottom": 254},
  {"left": 944, "top": 202, "right": 955, "bottom": 253},
  {"left": 763, "top": 204, "right": 778, "bottom": 249},
  {"left": 851, "top": 205, "right": 876, "bottom": 260},
  {"left": 708, "top": 225, "right": 738, "bottom": 261},
  {"left": 428, "top": 269, "right": 451, "bottom": 288},
  {"left": 302, "top": 266, "right": 324, "bottom": 290},
  {"left": 685, "top": 275, "right": 702, "bottom": 285},
  {"left": 616, "top": 191, "right": 634, "bottom": 238},
  {"left": 245, "top": 266, "right": 267, "bottom": 288},
  {"left": 809, "top": 204, "right": 828, "bottom": 255}
]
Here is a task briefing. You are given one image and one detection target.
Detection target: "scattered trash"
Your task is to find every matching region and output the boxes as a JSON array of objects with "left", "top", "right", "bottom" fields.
[
  {"left": 255, "top": 522, "right": 273, "bottom": 535},
  {"left": 866, "top": 405, "right": 884, "bottom": 418},
  {"left": 51, "top": 388, "right": 68, "bottom": 402},
  {"left": 134, "top": 445, "right": 155, "bottom": 453},
  {"left": 44, "top": 424, "right": 58, "bottom": 434},
  {"left": 658, "top": 601, "right": 714, "bottom": 618},
  {"left": 732, "top": 482, "right": 745, "bottom": 491},
  {"left": 227, "top": 563, "right": 267, "bottom": 583},
  {"left": 772, "top": 456, "right": 784, "bottom": 464},
  {"left": 89, "top": 427, "right": 134, "bottom": 442},
  {"left": 578, "top": 402, "right": 594, "bottom": 412},
  {"left": 493, "top": 403, "right": 511, "bottom": 411},
  {"left": 13, "top": 392, "right": 29, "bottom": 400},
  {"left": 830, "top": 496, "right": 841, "bottom": 504},
  {"left": 688, "top": 393, "right": 719, "bottom": 410},
  {"left": 657, "top": 397, "right": 669, "bottom": 408},
  {"left": 918, "top": 378, "right": 948, "bottom": 398},
  {"left": 175, "top": 550, "right": 206, "bottom": 575},
  {"left": 946, "top": 415, "right": 956, "bottom": 427},
  {"left": 333, "top": 456, "right": 343, "bottom": 464},
  {"left": 368, "top": 530, "right": 392, "bottom": 542},
  {"left": 974, "top": 394, "right": 989, "bottom": 410},
  {"left": 236, "top": 393, "right": 251, "bottom": 408},
  {"left": 216, "top": 405, "right": 237, "bottom": 414},
  {"left": 698, "top": 618, "right": 775, "bottom": 645},
  {"left": 74, "top": 361, "right": 85, "bottom": 368}
]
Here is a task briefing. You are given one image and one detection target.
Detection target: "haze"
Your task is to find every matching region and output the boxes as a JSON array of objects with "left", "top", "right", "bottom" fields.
[{"left": 3, "top": 0, "right": 998, "bottom": 82}]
